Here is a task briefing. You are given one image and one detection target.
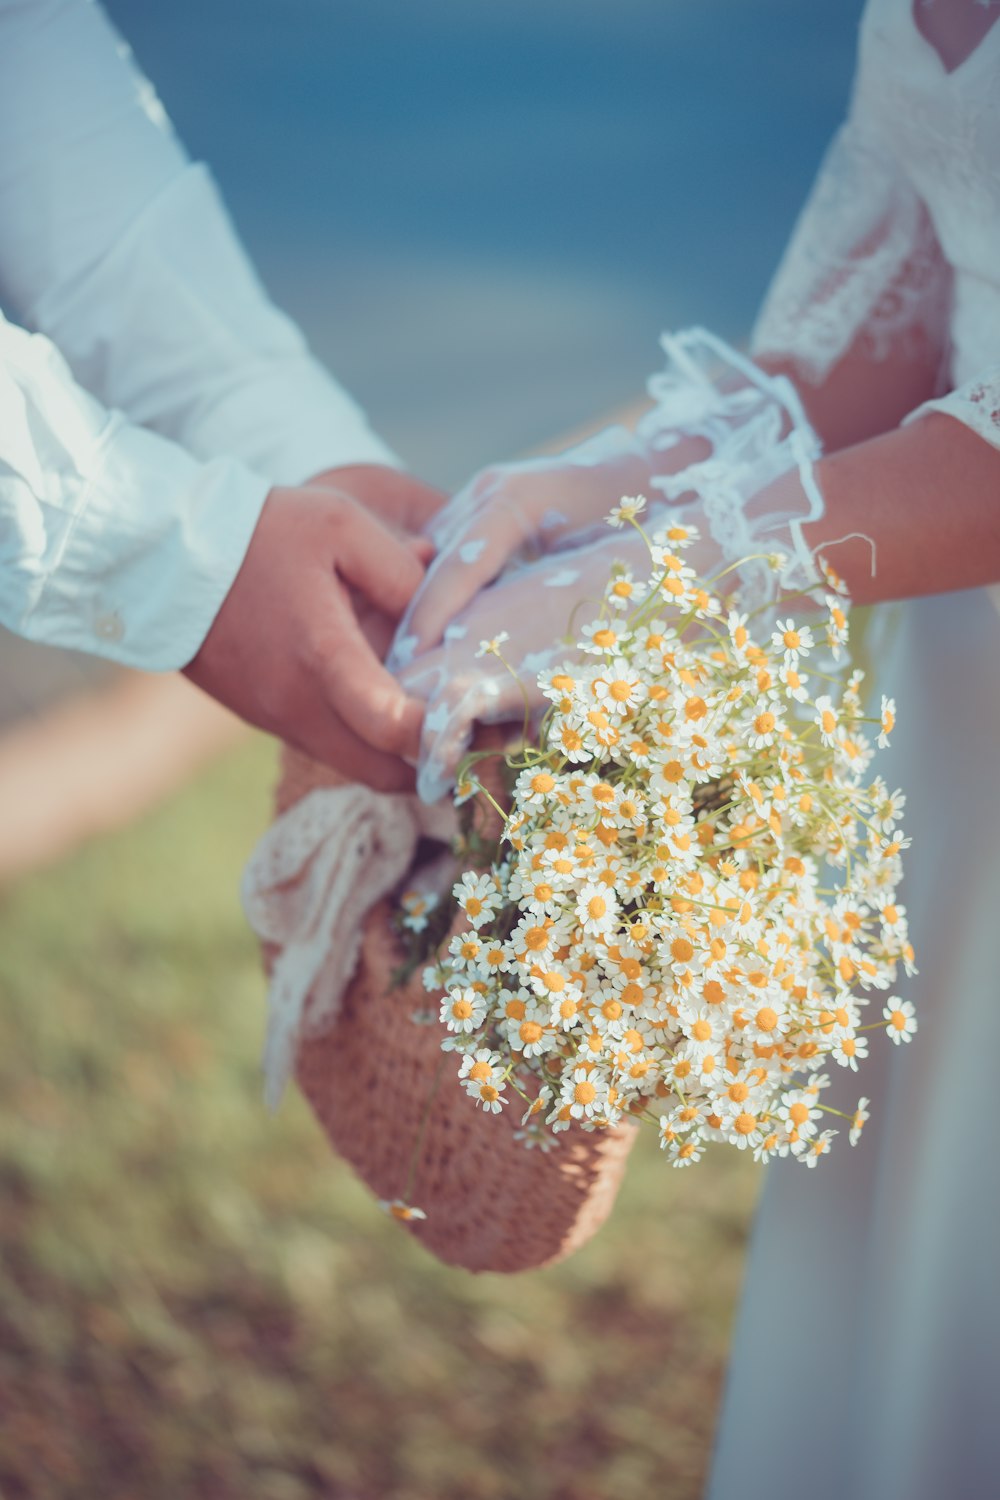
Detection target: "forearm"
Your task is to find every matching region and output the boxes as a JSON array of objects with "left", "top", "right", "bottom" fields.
[
  {"left": 785, "top": 412, "right": 1000, "bottom": 605},
  {"left": 754, "top": 330, "right": 943, "bottom": 455}
]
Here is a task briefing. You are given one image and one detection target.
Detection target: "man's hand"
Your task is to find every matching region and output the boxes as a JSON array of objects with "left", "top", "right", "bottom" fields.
[
  {"left": 183, "top": 484, "right": 432, "bottom": 792},
  {"left": 307, "top": 463, "right": 445, "bottom": 553}
]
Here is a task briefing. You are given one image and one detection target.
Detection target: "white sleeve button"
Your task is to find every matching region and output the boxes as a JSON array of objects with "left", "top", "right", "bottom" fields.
[{"left": 94, "top": 611, "right": 125, "bottom": 643}]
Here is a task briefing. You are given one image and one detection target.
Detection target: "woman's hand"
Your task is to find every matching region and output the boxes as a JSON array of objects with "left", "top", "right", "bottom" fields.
[
  {"left": 400, "top": 526, "right": 665, "bottom": 802},
  {"left": 396, "top": 426, "right": 653, "bottom": 659}
]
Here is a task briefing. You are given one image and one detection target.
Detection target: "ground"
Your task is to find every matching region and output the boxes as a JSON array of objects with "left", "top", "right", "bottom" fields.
[{"left": 0, "top": 740, "right": 758, "bottom": 1500}]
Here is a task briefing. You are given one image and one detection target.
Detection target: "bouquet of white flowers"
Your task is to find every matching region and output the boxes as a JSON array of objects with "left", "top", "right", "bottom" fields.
[{"left": 408, "top": 500, "right": 916, "bottom": 1180}]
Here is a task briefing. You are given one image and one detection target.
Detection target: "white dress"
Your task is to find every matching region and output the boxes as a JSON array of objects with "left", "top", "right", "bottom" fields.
[{"left": 708, "top": 4, "right": 1000, "bottom": 1497}]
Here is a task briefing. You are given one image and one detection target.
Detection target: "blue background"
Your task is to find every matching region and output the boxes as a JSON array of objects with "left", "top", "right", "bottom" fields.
[{"left": 107, "top": 0, "right": 866, "bottom": 485}]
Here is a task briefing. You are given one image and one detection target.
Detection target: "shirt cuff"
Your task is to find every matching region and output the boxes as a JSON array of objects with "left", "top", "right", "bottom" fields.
[{"left": 30, "top": 413, "right": 270, "bottom": 671}]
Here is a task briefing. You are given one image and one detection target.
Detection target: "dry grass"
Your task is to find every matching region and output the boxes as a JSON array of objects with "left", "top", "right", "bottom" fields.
[{"left": 0, "top": 742, "right": 758, "bottom": 1500}]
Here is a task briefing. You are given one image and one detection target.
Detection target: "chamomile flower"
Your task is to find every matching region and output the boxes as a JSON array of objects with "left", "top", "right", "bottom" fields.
[
  {"left": 814, "top": 695, "right": 841, "bottom": 746},
  {"left": 458, "top": 1048, "right": 508, "bottom": 1112},
  {"left": 799, "top": 1129, "right": 836, "bottom": 1167},
  {"left": 506, "top": 1005, "right": 556, "bottom": 1059},
  {"left": 883, "top": 997, "right": 917, "bottom": 1044},
  {"left": 779, "top": 661, "right": 811, "bottom": 702},
  {"left": 454, "top": 871, "right": 500, "bottom": 927},
  {"left": 771, "top": 620, "right": 815, "bottom": 661},
  {"left": 878, "top": 695, "right": 897, "bottom": 749},
  {"left": 379, "top": 1199, "right": 427, "bottom": 1222},
  {"left": 607, "top": 494, "right": 647, "bottom": 528},
  {"left": 826, "top": 598, "right": 850, "bottom": 656},
  {"left": 565, "top": 1066, "right": 609, "bottom": 1120},
  {"left": 476, "top": 631, "right": 510, "bottom": 658},
  {"left": 832, "top": 1032, "right": 869, "bottom": 1072},
  {"left": 777, "top": 1089, "right": 821, "bottom": 1140},
  {"left": 576, "top": 881, "right": 619, "bottom": 937},
  {"left": 440, "top": 986, "right": 489, "bottom": 1034},
  {"left": 592, "top": 661, "right": 646, "bottom": 716},
  {"left": 400, "top": 888, "right": 439, "bottom": 933},
  {"left": 726, "top": 1110, "right": 764, "bottom": 1151},
  {"left": 668, "top": 1136, "right": 706, "bottom": 1168},
  {"left": 580, "top": 618, "right": 629, "bottom": 656},
  {"left": 520, "top": 1085, "right": 554, "bottom": 1126},
  {"left": 849, "top": 1097, "right": 871, "bottom": 1146},
  {"left": 746, "top": 706, "right": 786, "bottom": 751}
]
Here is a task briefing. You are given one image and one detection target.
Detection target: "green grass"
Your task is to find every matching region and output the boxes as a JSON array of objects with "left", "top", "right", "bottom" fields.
[{"left": 0, "top": 743, "right": 759, "bottom": 1500}]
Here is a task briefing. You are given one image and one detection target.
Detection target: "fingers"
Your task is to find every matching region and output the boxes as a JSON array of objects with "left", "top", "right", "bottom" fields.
[
  {"left": 382, "top": 471, "right": 447, "bottom": 531},
  {"left": 308, "top": 465, "right": 446, "bottom": 533},
  {"left": 288, "top": 710, "right": 418, "bottom": 794},
  {"left": 312, "top": 593, "right": 424, "bottom": 761},
  {"left": 333, "top": 502, "right": 427, "bottom": 618},
  {"left": 409, "top": 535, "right": 437, "bottom": 567},
  {"left": 403, "top": 505, "right": 529, "bottom": 652}
]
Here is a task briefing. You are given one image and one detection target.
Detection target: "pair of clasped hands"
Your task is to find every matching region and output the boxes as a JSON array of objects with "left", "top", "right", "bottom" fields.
[{"left": 184, "top": 422, "right": 712, "bottom": 802}]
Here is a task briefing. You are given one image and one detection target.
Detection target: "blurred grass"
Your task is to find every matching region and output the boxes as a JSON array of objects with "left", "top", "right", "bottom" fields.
[{"left": 0, "top": 742, "right": 759, "bottom": 1500}]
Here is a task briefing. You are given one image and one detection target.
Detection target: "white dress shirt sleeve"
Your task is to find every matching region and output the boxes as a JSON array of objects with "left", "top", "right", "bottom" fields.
[
  {"left": 0, "top": 311, "right": 270, "bottom": 670},
  {"left": 0, "top": 0, "right": 400, "bottom": 671},
  {"left": 0, "top": 0, "right": 397, "bottom": 484}
]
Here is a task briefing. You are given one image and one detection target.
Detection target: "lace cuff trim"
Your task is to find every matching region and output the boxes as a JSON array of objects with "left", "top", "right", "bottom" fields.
[
  {"left": 905, "top": 364, "right": 1000, "bottom": 449},
  {"left": 637, "top": 328, "right": 827, "bottom": 613}
]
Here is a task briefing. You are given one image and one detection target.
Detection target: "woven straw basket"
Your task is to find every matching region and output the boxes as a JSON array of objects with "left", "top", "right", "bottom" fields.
[{"left": 265, "top": 741, "right": 636, "bottom": 1274}]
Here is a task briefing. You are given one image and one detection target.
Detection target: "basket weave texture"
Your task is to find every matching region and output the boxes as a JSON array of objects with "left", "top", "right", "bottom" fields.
[{"left": 265, "top": 742, "right": 636, "bottom": 1274}]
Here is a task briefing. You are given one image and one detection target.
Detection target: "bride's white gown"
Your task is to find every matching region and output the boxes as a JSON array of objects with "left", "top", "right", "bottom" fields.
[{"left": 709, "top": 4, "right": 1000, "bottom": 1496}]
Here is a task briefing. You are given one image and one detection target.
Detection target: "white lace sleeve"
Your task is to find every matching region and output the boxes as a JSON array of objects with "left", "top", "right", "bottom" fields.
[
  {"left": 750, "top": 92, "right": 951, "bottom": 386},
  {"left": 905, "top": 364, "right": 1000, "bottom": 450}
]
